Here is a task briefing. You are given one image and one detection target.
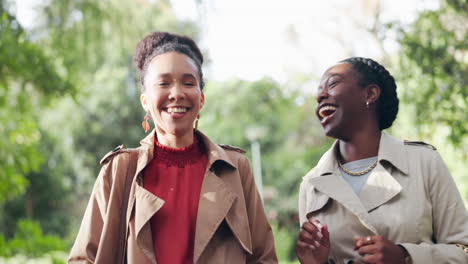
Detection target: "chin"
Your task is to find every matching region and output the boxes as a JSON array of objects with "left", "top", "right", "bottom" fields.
[
  {"left": 323, "top": 128, "right": 338, "bottom": 139},
  {"left": 322, "top": 124, "right": 343, "bottom": 140}
]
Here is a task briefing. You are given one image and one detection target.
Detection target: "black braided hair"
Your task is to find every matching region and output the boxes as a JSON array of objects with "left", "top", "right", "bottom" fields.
[
  {"left": 340, "top": 57, "right": 399, "bottom": 130},
  {"left": 134, "top": 32, "right": 205, "bottom": 91}
]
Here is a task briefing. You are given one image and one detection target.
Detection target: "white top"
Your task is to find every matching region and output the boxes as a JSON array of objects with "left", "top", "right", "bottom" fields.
[{"left": 339, "top": 157, "right": 378, "bottom": 194}]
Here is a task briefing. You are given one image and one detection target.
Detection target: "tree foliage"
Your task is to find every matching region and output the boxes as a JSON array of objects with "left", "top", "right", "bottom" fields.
[
  {"left": 397, "top": 0, "right": 467, "bottom": 146},
  {"left": 0, "top": 1, "right": 74, "bottom": 204},
  {"left": 0, "top": 219, "right": 66, "bottom": 258},
  {"left": 1, "top": 0, "right": 200, "bottom": 256}
]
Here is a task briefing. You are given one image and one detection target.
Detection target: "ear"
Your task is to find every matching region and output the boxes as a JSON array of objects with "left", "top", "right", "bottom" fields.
[
  {"left": 365, "top": 84, "right": 381, "bottom": 104},
  {"left": 140, "top": 93, "right": 149, "bottom": 112},
  {"left": 199, "top": 92, "right": 205, "bottom": 111}
]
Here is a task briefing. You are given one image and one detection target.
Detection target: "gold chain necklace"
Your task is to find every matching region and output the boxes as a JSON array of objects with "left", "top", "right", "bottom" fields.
[{"left": 338, "top": 159, "right": 378, "bottom": 176}]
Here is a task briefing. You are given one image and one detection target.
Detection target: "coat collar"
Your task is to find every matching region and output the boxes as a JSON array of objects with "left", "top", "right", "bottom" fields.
[
  {"left": 306, "top": 132, "right": 408, "bottom": 235},
  {"left": 313, "top": 132, "right": 409, "bottom": 177},
  {"left": 377, "top": 132, "right": 409, "bottom": 175}
]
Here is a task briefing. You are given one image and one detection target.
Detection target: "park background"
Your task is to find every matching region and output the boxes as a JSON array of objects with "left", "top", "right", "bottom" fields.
[{"left": 0, "top": 0, "right": 466, "bottom": 263}]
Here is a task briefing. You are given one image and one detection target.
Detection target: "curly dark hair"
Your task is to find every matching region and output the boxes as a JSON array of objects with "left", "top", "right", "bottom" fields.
[
  {"left": 340, "top": 57, "right": 399, "bottom": 130},
  {"left": 134, "top": 32, "right": 205, "bottom": 90}
]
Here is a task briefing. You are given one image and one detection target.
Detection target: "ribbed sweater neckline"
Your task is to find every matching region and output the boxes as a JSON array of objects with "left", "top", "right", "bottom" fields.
[{"left": 154, "top": 134, "right": 205, "bottom": 168}]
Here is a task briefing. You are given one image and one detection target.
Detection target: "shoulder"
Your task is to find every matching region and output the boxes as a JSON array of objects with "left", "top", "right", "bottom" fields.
[
  {"left": 100, "top": 145, "right": 138, "bottom": 165},
  {"left": 97, "top": 145, "right": 139, "bottom": 188},
  {"left": 402, "top": 139, "right": 439, "bottom": 163},
  {"left": 196, "top": 130, "right": 246, "bottom": 158},
  {"left": 218, "top": 144, "right": 246, "bottom": 154},
  {"left": 218, "top": 144, "right": 248, "bottom": 164},
  {"left": 400, "top": 139, "right": 450, "bottom": 181},
  {"left": 403, "top": 140, "right": 437, "bottom": 150}
]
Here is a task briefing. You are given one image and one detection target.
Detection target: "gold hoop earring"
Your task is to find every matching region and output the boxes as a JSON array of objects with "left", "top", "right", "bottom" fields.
[
  {"left": 194, "top": 114, "right": 200, "bottom": 130},
  {"left": 142, "top": 112, "right": 151, "bottom": 133}
]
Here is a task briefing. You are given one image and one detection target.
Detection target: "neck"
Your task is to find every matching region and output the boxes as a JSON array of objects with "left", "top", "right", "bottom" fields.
[
  {"left": 338, "top": 126, "right": 381, "bottom": 164},
  {"left": 155, "top": 129, "right": 195, "bottom": 149}
]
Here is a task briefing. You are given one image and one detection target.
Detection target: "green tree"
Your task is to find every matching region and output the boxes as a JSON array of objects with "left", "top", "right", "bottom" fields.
[
  {"left": 1, "top": 0, "right": 201, "bottom": 257},
  {"left": 397, "top": 0, "right": 467, "bottom": 146},
  {"left": 394, "top": 0, "right": 467, "bottom": 200},
  {"left": 0, "top": 1, "right": 74, "bottom": 205},
  {"left": 0, "top": 219, "right": 66, "bottom": 258}
]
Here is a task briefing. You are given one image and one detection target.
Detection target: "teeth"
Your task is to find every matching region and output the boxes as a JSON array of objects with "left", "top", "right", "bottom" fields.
[
  {"left": 167, "top": 107, "right": 188, "bottom": 113},
  {"left": 319, "top": 105, "right": 337, "bottom": 118}
]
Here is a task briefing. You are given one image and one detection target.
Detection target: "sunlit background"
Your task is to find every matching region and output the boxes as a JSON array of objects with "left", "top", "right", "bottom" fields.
[{"left": 1, "top": 0, "right": 466, "bottom": 263}]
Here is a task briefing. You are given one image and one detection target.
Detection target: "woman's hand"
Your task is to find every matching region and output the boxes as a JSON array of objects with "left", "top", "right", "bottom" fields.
[
  {"left": 354, "top": 236, "right": 408, "bottom": 264},
  {"left": 296, "top": 219, "right": 330, "bottom": 264}
]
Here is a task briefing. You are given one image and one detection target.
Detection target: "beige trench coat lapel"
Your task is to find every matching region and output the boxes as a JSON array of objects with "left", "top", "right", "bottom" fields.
[
  {"left": 360, "top": 133, "right": 409, "bottom": 213},
  {"left": 309, "top": 169, "right": 380, "bottom": 235},
  {"left": 359, "top": 164, "right": 402, "bottom": 213},
  {"left": 126, "top": 132, "right": 162, "bottom": 262},
  {"left": 194, "top": 131, "right": 253, "bottom": 262},
  {"left": 194, "top": 169, "right": 237, "bottom": 262},
  {"left": 309, "top": 133, "right": 411, "bottom": 235},
  {"left": 134, "top": 184, "right": 164, "bottom": 262},
  {"left": 126, "top": 130, "right": 250, "bottom": 263}
]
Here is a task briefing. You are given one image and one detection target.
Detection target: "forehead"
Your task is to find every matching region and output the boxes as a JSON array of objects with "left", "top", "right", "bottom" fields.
[
  {"left": 322, "top": 62, "right": 353, "bottom": 78},
  {"left": 146, "top": 51, "right": 198, "bottom": 76}
]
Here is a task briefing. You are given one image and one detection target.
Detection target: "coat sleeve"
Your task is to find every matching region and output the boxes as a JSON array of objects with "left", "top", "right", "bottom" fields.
[
  {"left": 68, "top": 163, "right": 112, "bottom": 264},
  {"left": 400, "top": 151, "right": 468, "bottom": 264},
  {"left": 238, "top": 155, "right": 278, "bottom": 264}
]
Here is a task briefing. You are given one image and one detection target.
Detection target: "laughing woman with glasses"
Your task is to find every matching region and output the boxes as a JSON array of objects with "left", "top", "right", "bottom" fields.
[{"left": 296, "top": 57, "right": 468, "bottom": 264}]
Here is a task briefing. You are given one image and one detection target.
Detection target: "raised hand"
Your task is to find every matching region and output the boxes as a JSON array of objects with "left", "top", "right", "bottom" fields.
[
  {"left": 353, "top": 235, "right": 409, "bottom": 264},
  {"left": 296, "top": 219, "right": 330, "bottom": 264}
]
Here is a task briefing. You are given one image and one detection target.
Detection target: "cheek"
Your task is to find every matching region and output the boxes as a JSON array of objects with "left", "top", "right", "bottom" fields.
[
  {"left": 191, "top": 91, "right": 204, "bottom": 105},
  {"left": 147, "top": 90, "right": 168, "bottom": 106}
]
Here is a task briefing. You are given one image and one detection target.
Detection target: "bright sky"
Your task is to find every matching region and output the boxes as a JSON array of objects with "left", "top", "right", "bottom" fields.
[
  {"left": 15, "top": 0, "right": 439, "bottom": 86},
  {"left": 171, "top": 0, "right": 439, "bottom": 85}
]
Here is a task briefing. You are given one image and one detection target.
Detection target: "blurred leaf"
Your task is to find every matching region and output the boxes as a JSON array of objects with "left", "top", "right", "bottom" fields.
[{"left": 0, "top": 219, "right": 66, "bottom": 257}]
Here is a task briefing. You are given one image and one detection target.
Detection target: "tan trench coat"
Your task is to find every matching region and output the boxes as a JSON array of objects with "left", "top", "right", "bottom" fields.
[
  {"left": 69, "top": 130, "right": 277, "bottom": 264},
  {"left": 299, "top": 132, "right": 468, "bottom": 264}
]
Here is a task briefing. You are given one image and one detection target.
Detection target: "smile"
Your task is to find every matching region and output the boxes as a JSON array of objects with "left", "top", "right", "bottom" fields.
[
  {"left": 166, "top": 107, "right": 189, "bottom": 113},
  {"left": 318, "top": 105, "right": 337, "bottom": 118}
]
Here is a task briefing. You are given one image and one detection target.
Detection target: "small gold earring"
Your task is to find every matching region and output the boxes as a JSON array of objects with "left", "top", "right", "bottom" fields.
[
  {"left": 194, "top": 114, "right": 200, "bottom": 130},
  {"left": 142, "top": 113, "right": 150, "bottom": 133}
]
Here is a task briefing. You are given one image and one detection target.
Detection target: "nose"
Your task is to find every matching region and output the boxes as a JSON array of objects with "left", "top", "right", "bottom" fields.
[
  {"left": 168, "top": 83, "right": 185, "bottom": 101},
  {"left": 316, "top": 87, "right": 328, "bottom": 103}
]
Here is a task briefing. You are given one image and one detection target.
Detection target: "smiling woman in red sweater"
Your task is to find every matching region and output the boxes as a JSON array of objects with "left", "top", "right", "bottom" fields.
[{"left": 68, "top": 32, "right": 277, "bottom": 264}]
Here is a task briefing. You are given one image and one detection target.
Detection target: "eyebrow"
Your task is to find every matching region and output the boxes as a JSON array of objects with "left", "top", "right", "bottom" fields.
[
  {"left": 324, "top": 74, "right": 344, "bottom": 85},
  {"left": 318, "top": 73, "right": 344, "bottom": 89},
  {"left": 326, "top": 73, "right": 344, "bottom": 80},
  {"left": 182, "top": 73, "right": 197, "bottom": 79},
  {"left": 156, "top": 73, "right": 197, "bottom": 79}
]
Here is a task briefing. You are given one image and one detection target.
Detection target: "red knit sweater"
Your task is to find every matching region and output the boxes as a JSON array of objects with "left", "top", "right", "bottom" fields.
[{"left": 143, "top": 135, "right": 208, "bottom": 264}]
